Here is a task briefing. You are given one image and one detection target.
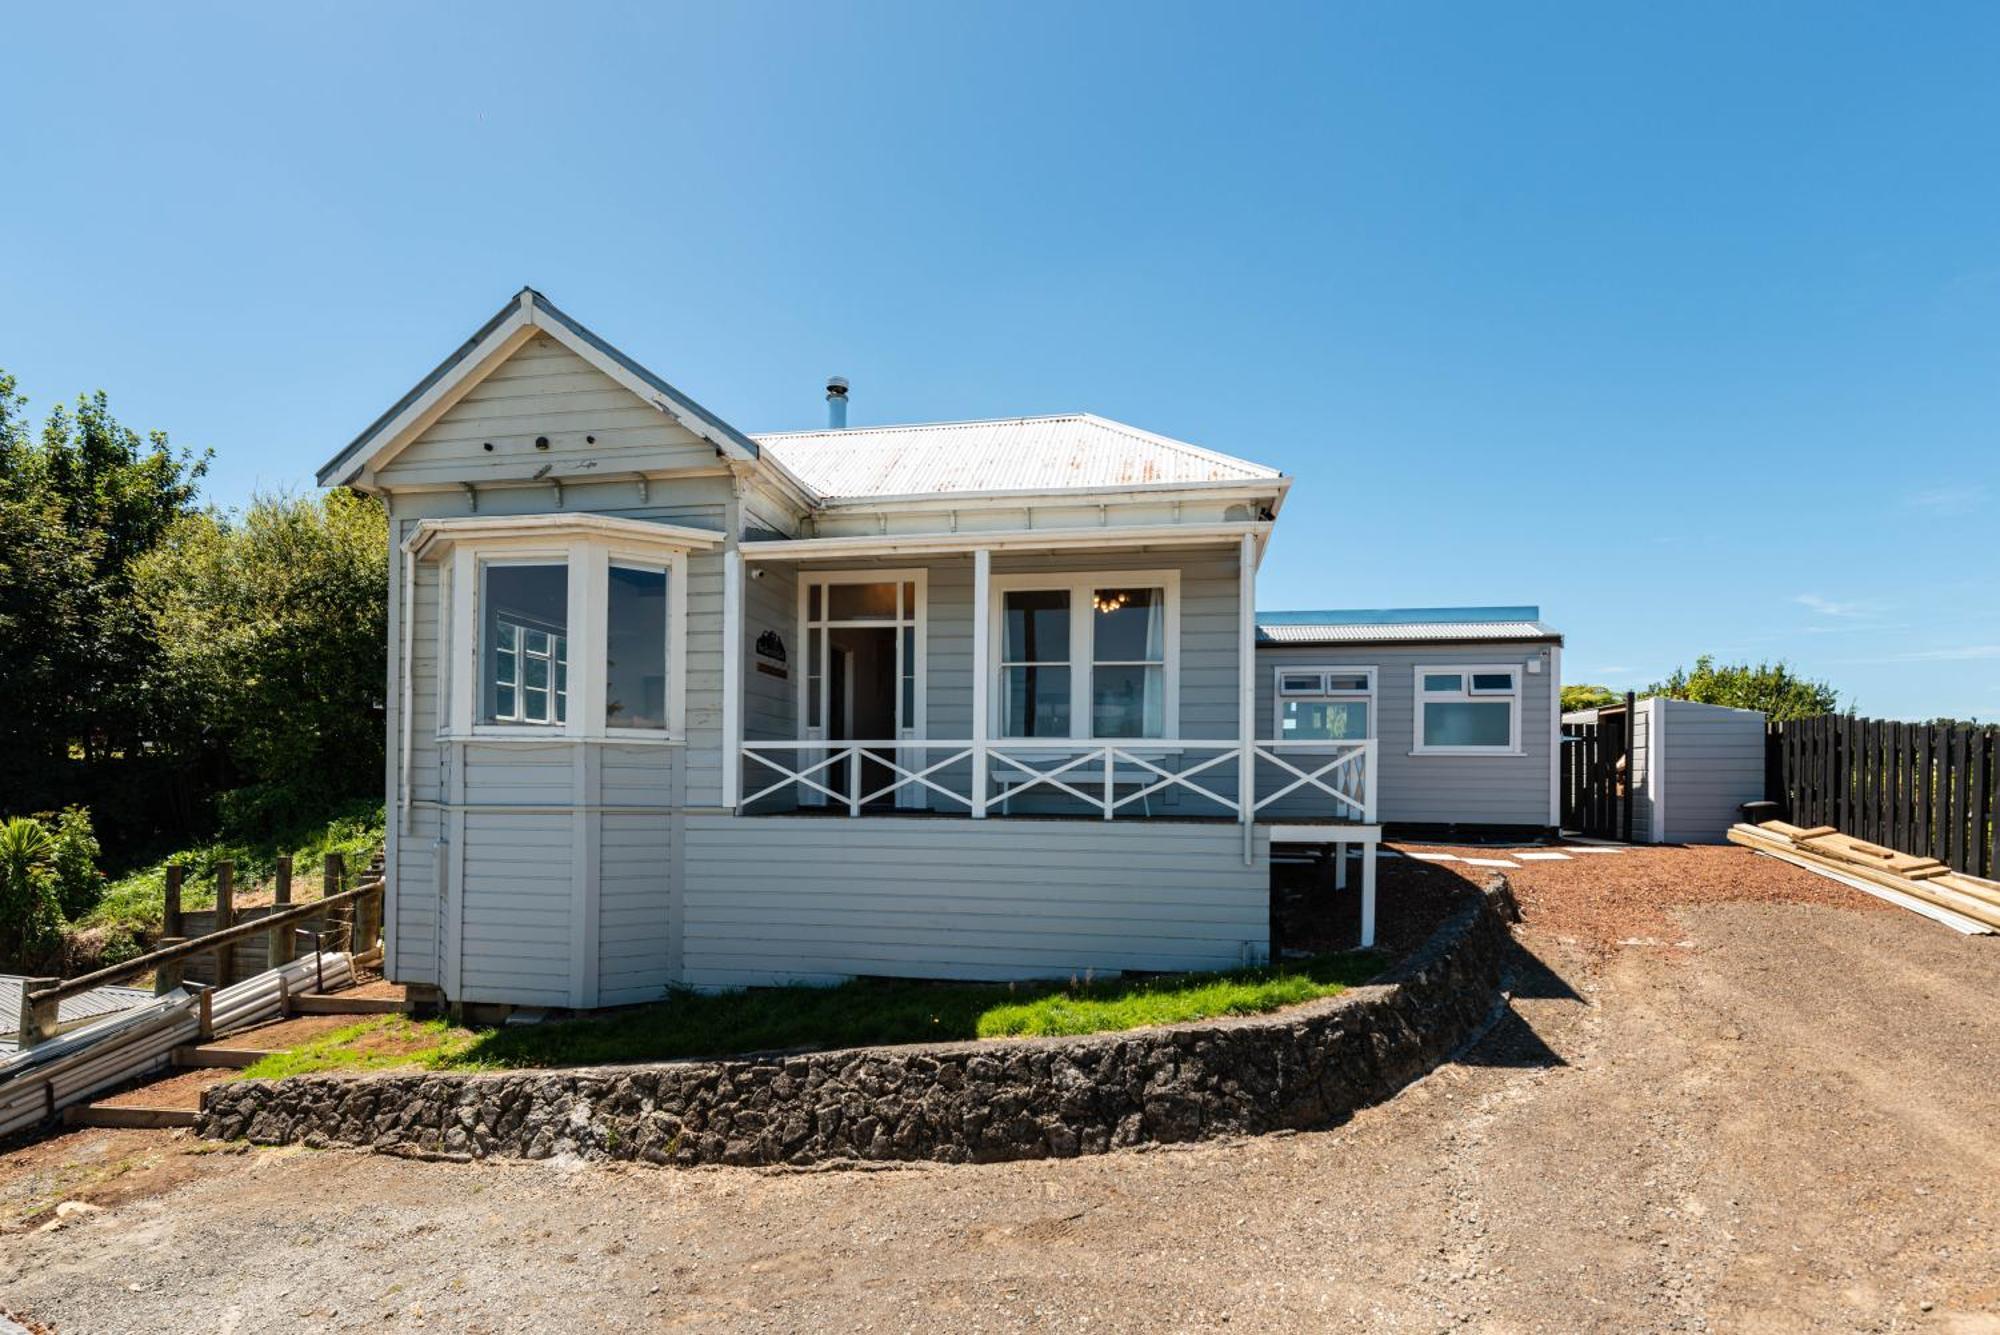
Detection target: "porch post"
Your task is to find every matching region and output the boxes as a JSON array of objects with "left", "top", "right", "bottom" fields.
[
  {"left": 971, "top": 547, "right": 991, "bottom": 818},
  {"left": 721, "top": 547, "right": 743, "bottom": 811},
  {"left": 1237, "top": 532, "right": 1257, "bottom": 834}
]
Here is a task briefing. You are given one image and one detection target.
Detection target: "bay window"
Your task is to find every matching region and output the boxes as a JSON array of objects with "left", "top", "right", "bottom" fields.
[
  {"left": 993, "top": 571, "right": 1180, "bottom": 740},
  {"left": 412, "top": 514, "right": 709, "bottom": 744},
  {"left": 1414, "top": 665, "right": 1521, "bottom": 754}
]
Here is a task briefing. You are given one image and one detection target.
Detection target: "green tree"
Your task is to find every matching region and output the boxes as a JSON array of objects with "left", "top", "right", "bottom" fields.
[
  {"left": 1645, "top": 655, "right": 1838, "bottom": 722},
  {"left": 0, "top": 372, "right": 208, "bottom": 825},
  {"left": 136, "top": 490, "right": 388, "bottom": 833},
  {"left": 1561, "top": 684, "right": 1621, "bottom": 714}
]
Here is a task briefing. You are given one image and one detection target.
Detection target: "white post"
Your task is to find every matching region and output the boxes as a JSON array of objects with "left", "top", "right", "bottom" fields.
[
  {"left": 721, "top": 547, "right": 743, "bottom": 811},
  {"left": 1363, "top": 739, "right": 1378, "bottom": 824},
  {"left": 1360, "top": 841, "right": 1377, "bottom": 949},
  {"left": 1237, "top": 531, "right": 1257, "bottom": 828},
  {"left": 972, "top": 547, "right": 991, "bottom": 818}
]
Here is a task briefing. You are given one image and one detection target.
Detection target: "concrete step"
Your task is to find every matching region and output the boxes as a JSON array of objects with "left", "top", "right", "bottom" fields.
[
  {"left": 289, "top": 993, "right": 405, "bottom": 1016},
  {"left": 171, "top": 1045, "right": 278, "bottom": 1070},
  {"left": 63, "top": 1105, "right": 199, "bottom": 1130}
]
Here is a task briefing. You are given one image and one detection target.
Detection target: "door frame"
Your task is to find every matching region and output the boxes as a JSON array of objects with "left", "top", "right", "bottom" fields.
[{"left": 796, "top": 569, "right": 929, "bottom": 808}]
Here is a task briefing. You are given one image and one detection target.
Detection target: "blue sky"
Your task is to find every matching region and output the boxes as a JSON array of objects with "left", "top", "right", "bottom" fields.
[{"left": 4, "top": 2, "right": 1997, "bottom": 719}]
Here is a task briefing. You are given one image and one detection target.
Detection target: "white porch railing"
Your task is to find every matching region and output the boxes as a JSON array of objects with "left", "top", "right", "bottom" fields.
[{"left": 738, "top": 739, "right": 1375, "bottom": 823}]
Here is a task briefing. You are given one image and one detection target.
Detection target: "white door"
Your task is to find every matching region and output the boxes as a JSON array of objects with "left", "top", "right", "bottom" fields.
[{"left": 800, "top": 572, "right": 928, "bottom": 810}]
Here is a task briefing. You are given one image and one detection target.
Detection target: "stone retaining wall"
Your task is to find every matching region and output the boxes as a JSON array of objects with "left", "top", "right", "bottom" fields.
[{"left": 199, "top": 877, "right": 1518, "bottom": 1167}]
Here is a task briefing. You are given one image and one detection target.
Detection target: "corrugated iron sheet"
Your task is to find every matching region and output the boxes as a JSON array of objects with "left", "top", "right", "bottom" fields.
[
  {"left": 1256, "top": 621, "right": 1559, "bottom": 645},
  {"left": 754, "top": 414, "right": 1281, "bottom": 500},
  {"left": 0, "top": 977, "right": 154, "bottom": 1049}
]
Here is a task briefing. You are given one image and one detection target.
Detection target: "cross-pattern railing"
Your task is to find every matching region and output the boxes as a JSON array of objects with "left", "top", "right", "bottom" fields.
[{"left": 739, "top": 739, "right": 1375, "bottom": 823}]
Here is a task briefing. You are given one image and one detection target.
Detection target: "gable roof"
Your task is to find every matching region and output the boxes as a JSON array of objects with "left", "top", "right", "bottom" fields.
[
  {"left": 752, "top": 414, "right": 1283, "bottom": 503},
  {"left": 317, "top": 288, "right": 763, "bottom": 488},
  {"left": 1256, "top": 606, "right": 1562, "bottom": 646}
]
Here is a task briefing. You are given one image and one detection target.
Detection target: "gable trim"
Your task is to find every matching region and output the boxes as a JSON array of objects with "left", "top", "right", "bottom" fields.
[{"left": 317, "top": 288, "right": 765, "bottom": 490}]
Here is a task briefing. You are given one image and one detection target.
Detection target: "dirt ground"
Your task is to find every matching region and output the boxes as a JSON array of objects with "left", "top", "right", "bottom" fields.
[{"left": 3, "top": 844, "right": 1998, "bottom": 1333}]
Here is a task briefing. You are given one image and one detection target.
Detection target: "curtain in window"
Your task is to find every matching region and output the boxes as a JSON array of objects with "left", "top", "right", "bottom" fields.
[{"left": 1091, "top": 586, "right": 1164, "bottom": 739}]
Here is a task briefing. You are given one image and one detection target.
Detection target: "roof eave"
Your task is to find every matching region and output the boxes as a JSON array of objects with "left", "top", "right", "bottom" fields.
[{"left": 808, "top": 475, "right": 1288, "bottom": 512}]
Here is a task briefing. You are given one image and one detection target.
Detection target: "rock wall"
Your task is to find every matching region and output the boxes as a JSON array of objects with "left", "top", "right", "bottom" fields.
[{"left": 200, "top": 878, "right": 1518, "bottom": 1167}]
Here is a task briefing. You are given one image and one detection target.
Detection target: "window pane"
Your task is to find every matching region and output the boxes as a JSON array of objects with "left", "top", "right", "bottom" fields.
[
  {"left": 607, "top": 565, "right": 669, "bottom": 729},
  {"left": 1092, "top": 664, "right": 1164, "bottom": 738},
  {"left": 900, "top": 626, "right": 915, "bottom": 727},
  {"left": 1325, "top": 672, "right": 1371, "bottom": 693},
  {"left": 807, "top": 627, "right": 822, "bottom": 728},
  {"left": 1003, "top": 665, "right": 1070, "bottom": 737},
  {"left": 1092, "top": 587, "right": 1163, "bottom": 662},
  {"left": 483, "top": 564, "right": 566, "bottom": 725},
  {"left": 1282, "top": 700, "right": 1369, "bottom": 740},
  {"left": 1470, "top": 672, "right": 1515, "bottom": 693},
  {"left": 808, "top": 584, "right": 821, "bottom": 620},
  {"left": 1423, "top": 701, "right": 1511, "bottom": 748},
  {"left": 827, "top": 582, "right": 898, "bottom": 620},
  {"left": 1422, "top": 672, "right": 1463, "bottom": 693},
  {"left": 1004, "top": 590, "right": 1069, "bottom": 663},
  {"left": 1279, "top": 672, "right": 1324, "bottom": 695}
]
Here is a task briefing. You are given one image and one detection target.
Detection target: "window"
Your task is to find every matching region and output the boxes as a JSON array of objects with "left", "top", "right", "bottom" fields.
[
  {"left": 1002, "top": 589, "right": 1072, "bottom": 737},
  {"left": 1091, "top": 587, "right": 1165, "bottom": 738},
  {"left": 605, "top": 564, "right": 669, "bottom": 730},
  {"left": 1415, "top": 665, "right": 1520, "bottom": 753},
  {"left": 482, "top": 563, "right": 568, "bottom": 726},
  {"left": 1274, "top": 666, "right": 1374, "bottom": 742},
  {"left": 993, "top": 571, "right": 1179, "bottom": 740}
]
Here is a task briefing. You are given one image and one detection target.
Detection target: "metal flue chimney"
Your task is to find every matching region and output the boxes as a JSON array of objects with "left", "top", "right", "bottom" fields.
[{"left": 826, "top": 376, "right": 849, "bottom": 429}]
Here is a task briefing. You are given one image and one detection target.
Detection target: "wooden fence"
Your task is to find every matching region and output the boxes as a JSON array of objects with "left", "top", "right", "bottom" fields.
[{"left": 1768, "top": 714, "right": 2000, "bottom": 879}]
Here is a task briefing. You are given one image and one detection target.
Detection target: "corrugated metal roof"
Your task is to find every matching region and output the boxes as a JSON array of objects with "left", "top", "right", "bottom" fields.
[
  {"left": 0, "top": 976, "right": 154, "bottom": 1050},
  {"left": 1256, "top": 606, "right": 1561, "bottom": 645},
  {"left": 754, "top": 414, "right": 1282, "bottom": 501}
]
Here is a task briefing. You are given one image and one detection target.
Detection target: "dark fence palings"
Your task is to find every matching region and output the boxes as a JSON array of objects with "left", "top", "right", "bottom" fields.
[{"left": 1767, "top": 714, "right": 1999, "bottom": 879}]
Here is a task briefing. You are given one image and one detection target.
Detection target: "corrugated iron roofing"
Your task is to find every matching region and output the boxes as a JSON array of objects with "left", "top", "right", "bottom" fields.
[
  {"left": 753, "top": 414, "right": 1282, "bottom": 501},
  {"left": 1256, "top": 621, "right": 1561, "bottom": 645},
  {"left": 0, "top": 977, "right": 154, "bottom": 1049}
]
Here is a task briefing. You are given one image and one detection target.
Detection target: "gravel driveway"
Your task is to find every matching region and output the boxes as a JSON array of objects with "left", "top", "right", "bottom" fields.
[{"left": 2, "top": 847, "right": 1996, "bottom": 1333}]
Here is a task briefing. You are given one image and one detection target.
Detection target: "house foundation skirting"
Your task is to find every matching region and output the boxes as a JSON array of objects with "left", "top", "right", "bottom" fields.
[{"left": 198, "top": 878, "right": 1519, "bottom": 1168}]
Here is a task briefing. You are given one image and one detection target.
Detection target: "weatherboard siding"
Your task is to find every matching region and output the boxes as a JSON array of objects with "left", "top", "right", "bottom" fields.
[
  {"left": 1255, "top": 641, "right": 1558, "bottom": 827},
  {"left": 680, "top": 816, "right": 1269, "bottom": 988},
  {"left": 375, "top": 334, "right": 720, "bottom": 487},
  {"left": 1658, "top": 700, "right": 1766, "bottom": 844}
]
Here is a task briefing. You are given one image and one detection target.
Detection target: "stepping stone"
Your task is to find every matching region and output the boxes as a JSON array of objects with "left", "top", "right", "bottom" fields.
[
  {"left": 1375, "top": 850, "right": 1403, "bottom": 859},
  {"left": 1407, "top": 852, "right": 1460, "bottom": 863},
  {"left": 1563, "top": 847, "right": 1627, "bottom": 855},
  {"left": 1516, "top": 851, "right": 1573, "bottom": 861},
  {"left": 1462, "top": 857, "right": 1521, "bottom": 868}
]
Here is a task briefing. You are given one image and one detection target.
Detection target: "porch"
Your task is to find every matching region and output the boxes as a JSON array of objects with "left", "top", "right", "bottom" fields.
[{"left": 716, "top": 527, "right": 1377, "bottom": 829}]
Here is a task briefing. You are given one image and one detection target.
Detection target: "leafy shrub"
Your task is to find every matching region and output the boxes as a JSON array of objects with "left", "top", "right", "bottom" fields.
[
  {"left": 0, "top": 816, "right": 64, "bottom": 964},
  {"left": 45, "top": 804, "right": 102, "bottom": 919}
]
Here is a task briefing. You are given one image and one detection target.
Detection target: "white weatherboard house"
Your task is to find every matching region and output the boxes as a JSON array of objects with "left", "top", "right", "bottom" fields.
[{"left": 322, "top": 290, "right": 1561, "bottom": 1011}]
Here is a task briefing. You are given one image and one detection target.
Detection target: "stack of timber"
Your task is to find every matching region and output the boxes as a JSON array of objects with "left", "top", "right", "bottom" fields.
[{"left": 1729, "top": 820, "right": 2000, "bottom": 934}]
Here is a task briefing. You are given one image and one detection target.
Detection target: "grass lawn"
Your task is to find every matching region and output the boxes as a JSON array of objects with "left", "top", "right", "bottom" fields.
[{"left": 238, "top": 953, "right": 1387, "bottom": 1079}]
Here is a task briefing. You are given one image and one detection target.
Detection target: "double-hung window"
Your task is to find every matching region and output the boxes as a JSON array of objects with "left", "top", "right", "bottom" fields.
[
  {"left": 1275, "top": 667, "right": 1374, "bottom": 742},
  {"left": 995, "top": 571, "right": 1180, "bottom": 740},
  {"left": 1414, "top": 665, "right": 1521, "bottom": 754}
]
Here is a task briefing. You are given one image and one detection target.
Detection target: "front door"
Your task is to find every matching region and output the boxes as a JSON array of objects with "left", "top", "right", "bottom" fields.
[{"left": 801, "top": 572, "right": 926, "bottom": 809}]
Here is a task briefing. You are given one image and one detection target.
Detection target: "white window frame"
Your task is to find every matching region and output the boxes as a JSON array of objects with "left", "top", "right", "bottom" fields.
[
  {"left": 986, "top": 569, "right": 1182, "bottom": 741},
  {"left": 437, "top": 534, "right": 689, "bottom": 744},
  {"left": 1412, "top": 663, "right": 1523, "bottom": 756},
  {"left": 1271, "top": 665, "right": 1376, "bottom": 742}
]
